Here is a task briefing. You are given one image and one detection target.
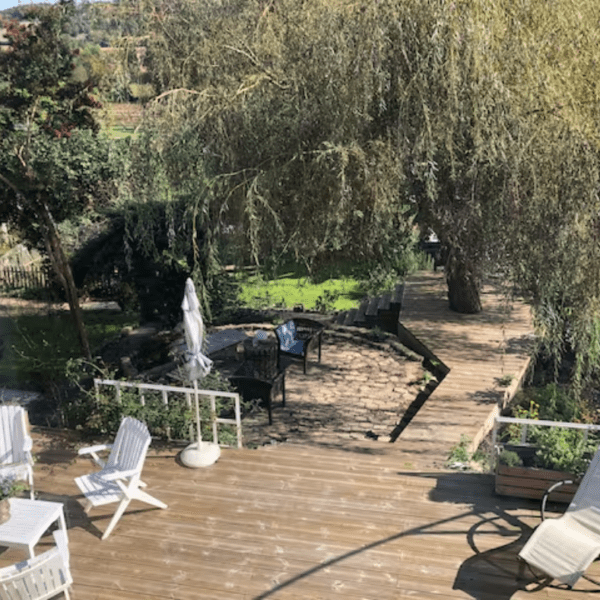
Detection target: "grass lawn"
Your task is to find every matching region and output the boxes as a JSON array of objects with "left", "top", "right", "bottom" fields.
[{"left": 235, "top": 263, "right": 375, "bottom": 312}]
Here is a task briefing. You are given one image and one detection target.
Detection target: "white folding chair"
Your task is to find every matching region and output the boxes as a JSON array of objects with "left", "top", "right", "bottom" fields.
[
  {"left": 0, "top": 406, "right": 34, "bottom": 499},
  {"left": 75, "top": 417, "right": 167, "bottom": 540},
  {"left": 0, "top": 530, "right": 72, "bottom": 600}
]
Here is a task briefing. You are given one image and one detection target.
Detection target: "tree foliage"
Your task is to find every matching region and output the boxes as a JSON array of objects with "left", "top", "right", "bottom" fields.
[
  {"left": 132, "top": 0, "right": 415, "bottom": 277},
  {"left": 105, "top": 0, "right": 600, "bottom": 383},
  {"left": 0, "top": 1, "right": 127, "bottom": 359}
]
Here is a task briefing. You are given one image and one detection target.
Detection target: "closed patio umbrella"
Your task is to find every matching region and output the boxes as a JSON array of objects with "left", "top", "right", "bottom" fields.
[{"left": 179, "top": 278, "right": 221, "bottom": 468}]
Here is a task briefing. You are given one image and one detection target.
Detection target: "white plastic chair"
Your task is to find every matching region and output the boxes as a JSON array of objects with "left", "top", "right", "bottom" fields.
[
  {"left": 74, "top": 416, "right": 167, "bottom": 540},
  {"left": 0, "top": 406, "right": 34, "bottom": 499},
  {"left": 0, "top": 530, "right": 72, "bottom": 600},
  {"left": 518, "top": 443, "right": 600, "bottom": 588}
]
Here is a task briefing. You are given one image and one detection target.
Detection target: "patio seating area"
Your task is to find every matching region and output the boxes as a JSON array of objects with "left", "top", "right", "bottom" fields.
[
  {"left": 20, "top": 437, "right": 600, "bottom": 599},
  {"left": 0, "top": 270, "right": 595, "bottom": 598}
]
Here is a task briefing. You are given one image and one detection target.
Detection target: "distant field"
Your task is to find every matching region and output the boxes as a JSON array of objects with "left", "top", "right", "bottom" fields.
[{"left": 100, "top": 102, "right": 142, "bottom": 138}]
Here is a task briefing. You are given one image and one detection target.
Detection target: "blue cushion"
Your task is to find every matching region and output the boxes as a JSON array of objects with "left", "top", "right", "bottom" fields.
[
  {"left": 285, "top": 340, "right": 305, "bottom": 356},
  {"left": 277, "top": 322, "right": 295, "bottom": 351}
]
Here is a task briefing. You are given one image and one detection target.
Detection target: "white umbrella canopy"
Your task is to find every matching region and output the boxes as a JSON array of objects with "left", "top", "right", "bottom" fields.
[
  {"left": 180, "top": 278, "right": 220, "bottom": 468},
  {"left": 181, "top": 278, "right": 213, "bottom": 381}
]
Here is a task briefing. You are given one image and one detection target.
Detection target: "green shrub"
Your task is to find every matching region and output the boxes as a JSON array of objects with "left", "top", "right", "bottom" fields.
[
  {"left": 446, "top": 434, "right": 472, "bottom": 466},
  {"left": 498, "top": 449, "right": 523, "bottom": 467},
  {"left": 63, "top": 360, "right": 238, "bottom": 444},
  {"left": 533, "top": 428, "right": 597, "bottom": 475},
  {"left": 504, "top": 400, "right": 540, "bottom": 444}
]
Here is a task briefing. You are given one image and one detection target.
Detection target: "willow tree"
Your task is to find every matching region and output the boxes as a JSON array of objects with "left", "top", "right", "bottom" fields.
[
  {"left": 385, "top": 0, "right": 600, "bottom": 314},
  {"left": 122, "top": 0, "right": 600, "bottom": 380},
  {"left": 126, "top": 0, "right": 415, "bottom": 281}
]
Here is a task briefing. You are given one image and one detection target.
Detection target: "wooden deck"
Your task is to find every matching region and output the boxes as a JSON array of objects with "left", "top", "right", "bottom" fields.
[
  {"left": 10, "top": 271, "right": 592, "bottom": 599},
  {"left": 27, "top": 438, "right": 600, "bottom": 599},
  {"left": 396, "top": 271, "right": 534, "bottom": 466}
]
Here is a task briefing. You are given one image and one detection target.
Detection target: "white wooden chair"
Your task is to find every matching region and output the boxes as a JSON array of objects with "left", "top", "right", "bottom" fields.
[
  {"left": 74, "top": 416, "right": 167, "bottom": 540},
  {"left": 0, "top": 530, "right": 72, "bottom": 600},
  {"left": 0, "top": 406, "right": 34, "bottom": 499},
  {"left": 518, "top": 443, "right": 600, "bottom": 588}
]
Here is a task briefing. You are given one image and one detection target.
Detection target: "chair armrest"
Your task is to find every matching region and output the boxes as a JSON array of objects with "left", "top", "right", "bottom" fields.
[
  {"left": 78, "top": 444, "right": 112, "bottom": 456},
  {"left": 78, "top": 444, "right": 113, "bottom": 468},
  {"left": 52, "top": 530, "right": 70, "bottom": 567},
  {"left": 100, "top": 468, "right": 139, "bottom": 482},
  {"left": 541, "top": 479, "right": 575, "bottom": 521},
  {"left": 293, "top": 317, "right": 324, "bottom": 329},
  {"left": 77, "top": 444, "right": 112, "bottom": 456}
]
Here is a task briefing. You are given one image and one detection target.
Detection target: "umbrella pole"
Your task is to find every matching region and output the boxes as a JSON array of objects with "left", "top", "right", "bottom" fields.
[{"left": 194, "top": 379, "right": 203, "bottom": 447}]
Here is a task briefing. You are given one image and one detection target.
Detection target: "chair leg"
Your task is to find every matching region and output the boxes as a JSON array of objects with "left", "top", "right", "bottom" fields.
[
  {"left": 516, "top": 558, "right": 528, "bottom": 582},
  {"left": 28, "top": 467, "right": 34, "bottom": 500},
  {"left": 265, "top": 390, "right": 273, "bottom": 425},
  {"left": 133, "top": 489, "right": 168, "bottom": 510},
  {"left": 101, "top": 498, "right": 131, "bottom": 540}
]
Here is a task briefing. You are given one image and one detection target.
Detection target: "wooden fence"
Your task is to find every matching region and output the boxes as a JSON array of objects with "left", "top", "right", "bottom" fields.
[{"left": 0, "top": 265, "right": 51, "bottom": 291}]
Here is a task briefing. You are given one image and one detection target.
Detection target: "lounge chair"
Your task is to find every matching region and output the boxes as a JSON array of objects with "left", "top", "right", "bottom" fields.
[{"left": 518, "top": 443, "right": 600, "bottom": 588}]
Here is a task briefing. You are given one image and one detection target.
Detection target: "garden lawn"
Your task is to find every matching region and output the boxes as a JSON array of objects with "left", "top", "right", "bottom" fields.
[{"left": 237, "top": 270, "right": 364, "bottom": 312}]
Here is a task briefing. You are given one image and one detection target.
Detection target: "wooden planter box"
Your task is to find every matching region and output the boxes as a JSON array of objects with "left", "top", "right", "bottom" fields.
[
  {"left": 495, "top": 463, "right": 579, "bottom": 502},
  {"left": 495, "top": 443, "right": 578, "bottom": 502}
]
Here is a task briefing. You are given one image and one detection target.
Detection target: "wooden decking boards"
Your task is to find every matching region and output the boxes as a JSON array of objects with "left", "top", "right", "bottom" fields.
[
  {"left": 24, "top": 442, "right": 600, "bottom": 599},
  {"left": 396, "top": 271, "right": 534, "bottom": 466},
  {"left": 11, "top": 270, "right": 592, "bottom": 599}
]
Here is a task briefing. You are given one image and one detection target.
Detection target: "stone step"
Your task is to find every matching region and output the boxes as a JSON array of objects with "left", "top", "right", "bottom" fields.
[
  {"left": 365, "top": 297, "right": 379, "bottom": 317},
  {"left": 353, "top": 298, "right": 369, "bottom": 326},
  {"left": 377, "top": 292, "right": 392, "bottom": 313},
  {"left": 335, "top": 311, "right": 348, "bottom": 325},
  {"left": 343, "top": 308, "right": 357, "bottom": 326},
  {"left": 391, "top": 283, "right": 404, "bottom": 310}
]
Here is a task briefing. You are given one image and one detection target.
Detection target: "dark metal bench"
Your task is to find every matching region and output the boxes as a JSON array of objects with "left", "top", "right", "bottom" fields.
[{"left": 275, "top": 318, "right": 324, "bottom": 374}]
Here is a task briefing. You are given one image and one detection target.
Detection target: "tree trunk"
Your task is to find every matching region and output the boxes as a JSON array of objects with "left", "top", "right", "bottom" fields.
[
  {"left": 37, "top": 196, "right": 92, "bottom": 360},
  {"left": 445, "top": 251, "right": 482, "bottom": 314}
]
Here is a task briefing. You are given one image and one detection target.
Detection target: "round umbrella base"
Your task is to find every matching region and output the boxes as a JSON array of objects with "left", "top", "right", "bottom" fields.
[{"left": 180, "top": 442, "right": 221, "bottom": 468}]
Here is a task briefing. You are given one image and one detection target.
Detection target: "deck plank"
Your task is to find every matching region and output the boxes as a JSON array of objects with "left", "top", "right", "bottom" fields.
[{"left": 23, "top": 443, "right": 600, "bottom": 600}]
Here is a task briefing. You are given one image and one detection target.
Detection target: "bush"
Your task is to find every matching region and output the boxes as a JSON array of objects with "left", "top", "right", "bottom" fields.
[
  {"left": 498, "top": 449, "right": 523, "bottom": 467},
  {"left": 533, "top": 428, "right": 598, "bottom": 475},
  {"left": 63, "top": 360, "right": 238, "bottom": 444}
]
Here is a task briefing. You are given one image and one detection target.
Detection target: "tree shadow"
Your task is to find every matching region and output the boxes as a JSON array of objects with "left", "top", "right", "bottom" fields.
[{"left": 249, "top": 470, "right": 550, "bottom": 600}]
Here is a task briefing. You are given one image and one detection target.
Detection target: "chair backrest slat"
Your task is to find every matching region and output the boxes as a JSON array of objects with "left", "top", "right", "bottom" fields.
[
  {"left": 0, "top": 544, "right": 71, "bottom": 600},
  {"left": 0, "top": 406, "right": 27, "bottom": 467},
  {"left": 106, "top": 417, "right": 151, "bottom": 474}
]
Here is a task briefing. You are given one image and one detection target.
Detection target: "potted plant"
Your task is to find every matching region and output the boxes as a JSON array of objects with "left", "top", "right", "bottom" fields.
[
  {"left": 494, "top": 386, "right": 600, "bottom": 502},
  {"left": 0, "top": 475, "right": 26, "bottom": 524},
  {"left": 495, "top": 428, "right": 595, "bottom": 502}
]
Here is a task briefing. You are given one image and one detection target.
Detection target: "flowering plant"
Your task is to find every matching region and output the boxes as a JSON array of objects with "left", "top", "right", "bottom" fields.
[{"left": 0, "top": 476, "right": 25, "bottom": 501}]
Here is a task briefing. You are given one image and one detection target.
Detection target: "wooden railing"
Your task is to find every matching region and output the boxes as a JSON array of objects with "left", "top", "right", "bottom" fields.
[
  {"left": 491, "top": 415, "right": 600, "bottom": 471},
  {"left": 0, "top": 265, "right": 50, "bottom": 291},
  {"left": 94, "top": 378, "right": 243, "bottom": 448}
]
